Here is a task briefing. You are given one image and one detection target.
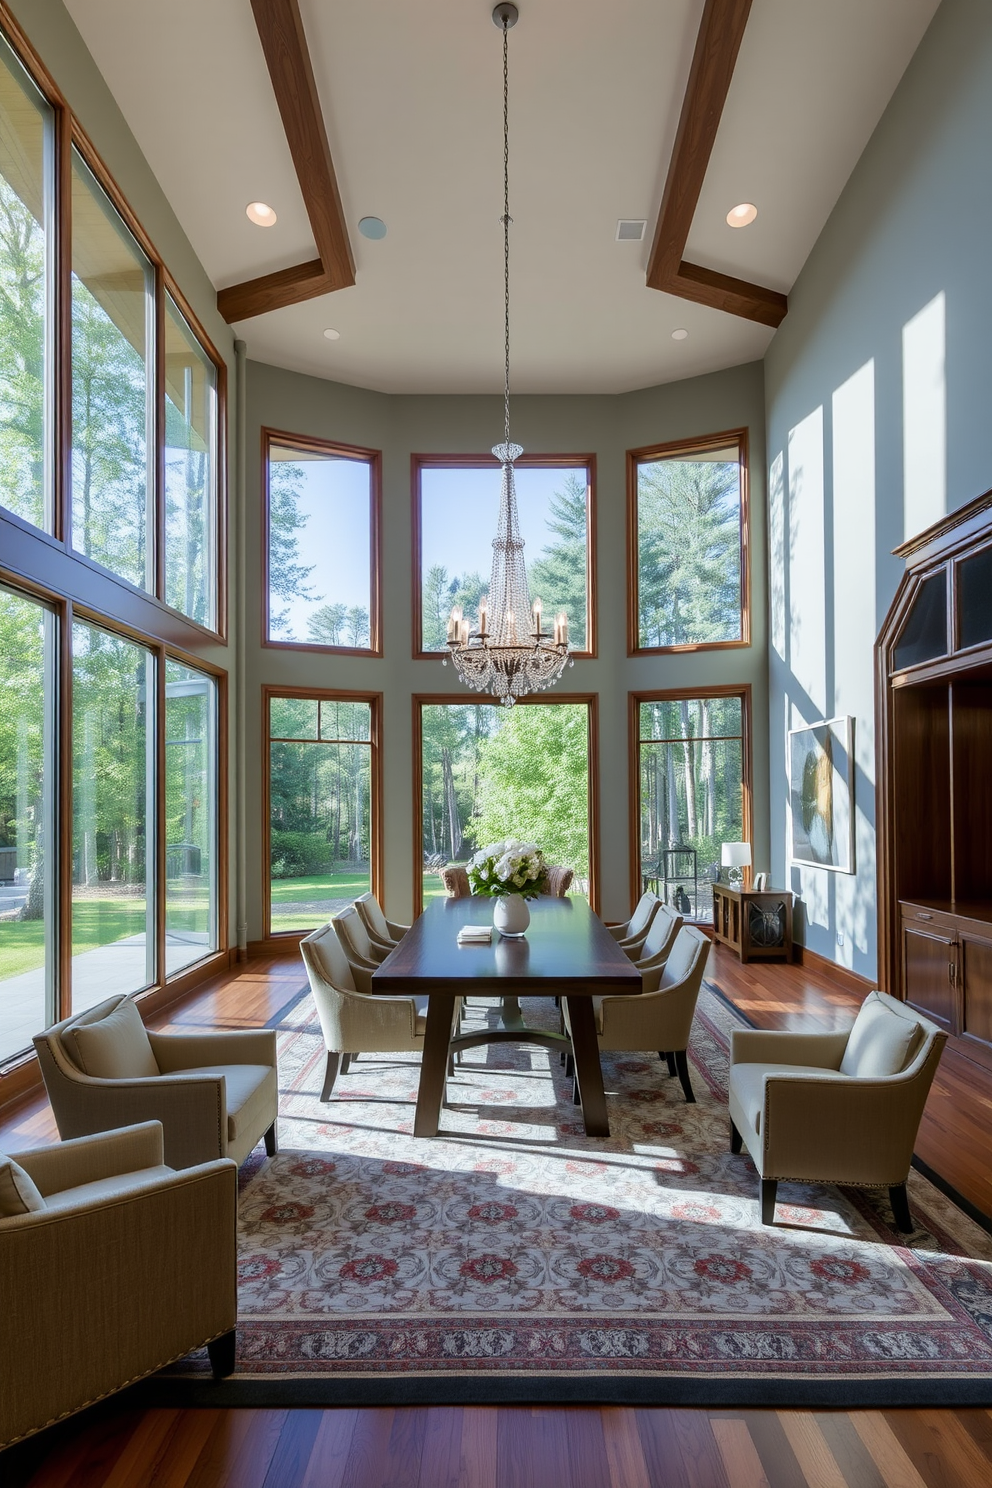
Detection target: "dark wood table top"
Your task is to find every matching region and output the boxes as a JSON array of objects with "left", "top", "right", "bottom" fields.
[{"left": 372, "top": 895, "right": 642, "bottom": 996}]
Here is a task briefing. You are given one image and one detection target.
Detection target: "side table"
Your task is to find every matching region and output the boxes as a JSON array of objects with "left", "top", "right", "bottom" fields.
[{"left": 712, "top": 884, "right": 794, "bottom": 964}]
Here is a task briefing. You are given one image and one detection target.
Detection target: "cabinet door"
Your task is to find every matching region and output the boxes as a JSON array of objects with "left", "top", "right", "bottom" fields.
[
  {"left": 902, "top": 925, "right": 959, "bottom": 1032},
  {"left": 961, "top": 934, "right": 992, "bottom": 1049}
]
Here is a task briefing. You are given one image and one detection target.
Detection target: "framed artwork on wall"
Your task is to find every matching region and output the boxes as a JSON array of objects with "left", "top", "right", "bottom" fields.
[{"left": 788, "top": 716, "right": 855, "bottom": 873}]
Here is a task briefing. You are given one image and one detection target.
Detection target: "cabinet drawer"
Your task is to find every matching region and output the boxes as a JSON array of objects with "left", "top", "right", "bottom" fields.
[{"left": 900, "top": 902, "right": 961, "bottom": 935}]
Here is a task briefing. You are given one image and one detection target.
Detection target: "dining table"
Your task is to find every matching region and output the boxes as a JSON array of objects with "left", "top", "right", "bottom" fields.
[{"left": 371, "top": 893, "right": 642, "bottom": 1139}]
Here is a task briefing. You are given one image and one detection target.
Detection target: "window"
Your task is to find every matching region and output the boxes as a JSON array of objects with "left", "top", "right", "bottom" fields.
[
  {"left": 266, "top": 691, "right": 380, "bottom": 936},
  {"left": 71, "top": 148, "right": 155, "bottom": 592},
  {"left": 165, "top": 661, "right": 218, "bottom": 974},
  {"left": 0, "top": 34, "right": 54, "bottom": 533},
  {"left": 264, "top": 432, "right": 380, "bottom": 652},
  {"left": 629, "top": 432, "right": 748, "bottom": 653},
  {"left": 164, "top": 295, "right": 219, "bottom": 628},
  {"left": 415, "top": 457, "right": 595, "bottom": 656},
  {"left": 71, "top": 621, "right": 155, "bottom": 1009},
  {"left": 0, "top": 585, "right": 55, "bottom": 1063},
  {"left": 417, "top": 696, "right": 596, "bottom": 913},
  {"left": 632, "top": 689, "right": 750, "bottom": 922}
]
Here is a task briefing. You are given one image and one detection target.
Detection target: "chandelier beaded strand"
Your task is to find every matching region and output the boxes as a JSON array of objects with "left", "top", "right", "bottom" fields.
[{"left": 442, "top": 2, "right": 571, "bottom": 705}]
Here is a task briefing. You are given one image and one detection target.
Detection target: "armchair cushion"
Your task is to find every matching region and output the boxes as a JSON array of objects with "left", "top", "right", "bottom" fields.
[
  {"left": 840, "top": 998, "right": 919, "bottom": 1078},
  {"left": 0, "top": 1156, "right": 45, "bottom": 1217},
  {"left": 730, "top": 1062, "right": 848, "bottom": 1136},
  {"left": 170, "top": 1064, "right": 277, "bottom": 1147},
  {"left": 66, "top": 997, "right": 158, "bottom": 1080}
]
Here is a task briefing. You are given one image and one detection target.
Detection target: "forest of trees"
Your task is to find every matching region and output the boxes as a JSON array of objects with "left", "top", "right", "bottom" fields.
[
  {"left": 637, "top": 453, "right": 742, "bottom": 647},
  {"left": 421, "top": 703, "right": 589, "bottom": 889},
  {"left": 269, "top": 698, "right": 371, "bottom": 880},
  {"left": 421, "top": 472, "right": 589, "bottom": 650}
]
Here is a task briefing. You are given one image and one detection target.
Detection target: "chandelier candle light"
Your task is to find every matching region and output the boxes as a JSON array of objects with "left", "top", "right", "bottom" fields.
[{"left": 442, "top": 3, "right": 572, "bottom": 705}]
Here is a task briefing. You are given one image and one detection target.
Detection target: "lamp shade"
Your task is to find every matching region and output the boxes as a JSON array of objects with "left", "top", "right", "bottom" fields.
[{"left": 721, "top": 841, "right": 752, "bottom": 869}]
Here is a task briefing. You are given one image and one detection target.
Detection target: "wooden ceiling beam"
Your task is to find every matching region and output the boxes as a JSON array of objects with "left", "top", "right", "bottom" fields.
[
  {"left": 647, "top": 0, "right": 787, "bottom": 329},
  {"left": 218, "top": 0, "right": 354, "bottom": 324}
]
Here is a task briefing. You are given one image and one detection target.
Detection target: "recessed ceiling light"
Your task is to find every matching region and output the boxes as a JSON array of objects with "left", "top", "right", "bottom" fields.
[
  {"left": 358, "top": 216, "right": 387, "bottom": 239},
  {"left": 246, "top": 201, "right": 277, "bottom": 227},
  {"left": 671, "top": 328, "right": 689, "bottom": 341},
  {"left": 726, "top": 202, "right": 757, "bottom": 228},
  {"left": 323, "top": 328, "right": 341, "bottom": 341}
]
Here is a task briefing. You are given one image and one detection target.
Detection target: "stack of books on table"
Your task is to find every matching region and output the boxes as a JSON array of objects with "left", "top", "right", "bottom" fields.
[{"left": 457, "top": 924, "right": 493, "bottom": 946}]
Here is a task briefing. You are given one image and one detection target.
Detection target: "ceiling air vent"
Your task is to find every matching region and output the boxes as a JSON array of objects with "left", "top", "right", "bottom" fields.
[{"left": 616, "top": 219, "right": 647, "bottom": 241}]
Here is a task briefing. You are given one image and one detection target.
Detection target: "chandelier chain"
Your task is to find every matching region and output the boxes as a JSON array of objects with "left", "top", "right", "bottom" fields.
[{"left": 502, "top": 13, "right": 511, "bottom": 450}]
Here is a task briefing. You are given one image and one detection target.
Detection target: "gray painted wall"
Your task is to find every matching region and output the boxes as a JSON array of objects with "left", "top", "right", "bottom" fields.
[
  {"left": 244, "top": 359, "right": 767, "bottom": 932},
  {"left": 764, "top": 0, "right": 992, "bottom": 978}
]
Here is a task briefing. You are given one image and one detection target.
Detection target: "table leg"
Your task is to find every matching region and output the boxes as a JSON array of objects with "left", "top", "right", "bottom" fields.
[
  {"left": 414, "top": 991, "right": 458, "bottom": 1138},
  {"left": 564, "top": 995, "right": 609, "bottom": 1137}
]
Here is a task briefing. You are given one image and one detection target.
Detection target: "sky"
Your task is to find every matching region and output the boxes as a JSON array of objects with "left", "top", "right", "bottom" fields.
[{"left": 273, "top": 453, "right": 372, "bottom": 639}]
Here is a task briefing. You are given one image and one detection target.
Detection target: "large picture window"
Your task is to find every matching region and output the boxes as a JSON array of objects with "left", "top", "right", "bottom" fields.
[
  {"left": 264, "top": 432, "right": 381, "bottom": 653},
  {"left": 416, "top": 696, "right": 597, "bottom": 914},
  {"left": 265, "top": 690, "right": 381, "bottom": 937},
  {"left": 415, "top": 457, "right": 595, "bottom": 657},
  {"left": 628, "top": 431, "right": 749, "bottom": 653},
  {"left": 165, "top": 661, "right": 218, "bottom": 974},
  {"left": 631, "top": 688, "right": 750, "bottom": 922}
]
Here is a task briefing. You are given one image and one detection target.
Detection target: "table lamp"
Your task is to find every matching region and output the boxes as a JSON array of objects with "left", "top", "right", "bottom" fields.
[{"left": 721, "top": 841, "right": 751, "bottom": 888}]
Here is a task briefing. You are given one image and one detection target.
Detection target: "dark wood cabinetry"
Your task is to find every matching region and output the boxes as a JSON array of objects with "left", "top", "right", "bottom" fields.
[
  {"left": 712, "top": 884, "right": 793, "bottom": 964},
  {"left": 877, "top": 493, "right": 992, "bottom": 1071}
]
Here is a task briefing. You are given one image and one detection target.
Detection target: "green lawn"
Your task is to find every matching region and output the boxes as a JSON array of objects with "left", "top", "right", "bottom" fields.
[
  {"left": 270, "top": 868, "right": 370, "bottom": 932},
  {"left": 1, "top": 897, "right": 206, "bottom": 981}
]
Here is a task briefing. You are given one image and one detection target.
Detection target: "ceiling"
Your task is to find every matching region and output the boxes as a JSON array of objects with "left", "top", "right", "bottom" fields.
[{"left": 64, "top": 0, "right": 940, "bottom": 395}]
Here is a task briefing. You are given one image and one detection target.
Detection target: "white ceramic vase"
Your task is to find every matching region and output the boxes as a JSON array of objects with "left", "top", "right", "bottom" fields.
[{"left": 493, "top": 895, "right": 530, "bottom": 938}]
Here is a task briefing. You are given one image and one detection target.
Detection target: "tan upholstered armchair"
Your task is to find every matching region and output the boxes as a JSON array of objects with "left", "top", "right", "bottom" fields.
[
  {"left": 606, "top": 891, "right": 661, "bottom": 954},
  {"left": 0, "top": 1121, "right": 237, "bottom": 1451},
  {"left": 625, "top": 903, "right": 684, "bottom": 968},
  {"left": 301, "top": 922, "right": 460, "bottom": 1099},
  {"left": 33, "top": 996, "right": 278, "bottom": 1170},
  {"left": 440, "top": 864, "right": 471, "bottom": 898},
  {"left": 355, "top": 892, "right": 410, "bottom": 952},
  {"left": 728, "top": 991, "right": 947, "bottom": 1230},
  {"left": 332, "top": 903, "right": 389, "bottom": 982}
]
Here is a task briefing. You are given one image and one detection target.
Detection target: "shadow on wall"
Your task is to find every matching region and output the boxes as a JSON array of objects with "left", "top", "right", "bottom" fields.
[{"left": 768, "top": 293, "right": 947, "bottom": 980}]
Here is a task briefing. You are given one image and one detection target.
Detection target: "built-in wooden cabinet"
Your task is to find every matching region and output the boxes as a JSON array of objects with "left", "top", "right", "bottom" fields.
[{"left": 877, "top": 493, "right": 992, "bottom": 1070}]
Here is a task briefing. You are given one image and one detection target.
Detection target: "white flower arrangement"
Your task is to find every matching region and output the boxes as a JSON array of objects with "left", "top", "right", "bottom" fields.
[{"left": 467, "top": 838, "right": 548, "bottom": 899}]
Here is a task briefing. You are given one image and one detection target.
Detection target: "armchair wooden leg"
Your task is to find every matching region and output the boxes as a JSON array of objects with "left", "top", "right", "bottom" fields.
[
  {"left": 889, "top": 1183, "right": 914, "bottom": 1233},
  {"left": 665, "top": 1051, "right": 677, "bottom": 1078},
  {"left": 673, "top": 1049, "right": 695, "bottom": 1103},
  {"left": 564, "top": 1052, "right": 575, "bottom": 1079},
  {"left": 340, "top": 1053, "right": 352, "bottom": 1075},
  {"left": 760, "top": 1179, "right": 777, "bottom": 1225},
  {"left": 572, "top": 1077, "right": 581, "bottom": 1105},
  {"left": 264, "top": 1121, "right": 278, "bottom": 1157},
  {"left": 207, "top": 1328, "right": 237, "bottom": 1379},
  {"left": 730, "top": 1118, "right": 743, "bottom": 1154},
  {"left": 320, "top": 1051, "right": 341, "bottom": 1102}
]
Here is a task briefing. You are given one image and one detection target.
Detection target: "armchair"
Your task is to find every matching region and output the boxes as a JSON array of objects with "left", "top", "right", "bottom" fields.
[
  {"left": 728, "top": 991, "right": 947, "bottom": 1230},
  {"left": 0, "top": 1122, "right": 237, "bottom": 1450},
  {"left": 355, "top": 891, "right": 410, "bottom": 952},
  {"left": 34, "top": 995, "right": 278, "bottom": 1170},
  {"left": 332, "top": 904, "right": 388, "bottom": 981},
  {"left": 606, "top": 891, "right": 661, "bottom": 953},
  {"left": 625, "top": 903, "right": 683, "bottom": 968}
]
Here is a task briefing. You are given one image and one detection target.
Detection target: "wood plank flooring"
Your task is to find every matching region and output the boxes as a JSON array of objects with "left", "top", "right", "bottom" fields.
[{"left": 4, "top": 943, "right": 992, "bottom": 1487}]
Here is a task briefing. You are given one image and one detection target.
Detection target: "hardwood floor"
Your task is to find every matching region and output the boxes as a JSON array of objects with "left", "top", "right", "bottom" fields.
[{"left": 3, "top": 942, "right": 992, "bottom": 1487}]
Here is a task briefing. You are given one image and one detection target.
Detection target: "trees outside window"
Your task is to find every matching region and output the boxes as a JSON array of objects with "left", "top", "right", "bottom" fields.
[
  {"left": 164, "top": 296, "right": 218, "bottom": 628},
  {"left": 264, "top": 433, "right": 380, "bottom": 653},
  {"left": 165, "top": 661, "right": 217, "bottom": 974},
  {"left": 418, "top": 698, "right": 594, "bottom": 912},
  {"left": 629, "top": 432, "right": 748, "bottom": 652},
  {"left": 266, "top": 692, "right": 379, "bottom": 935},
  {"left": 416, "top": 459, "right": 594, "bottom": 655},
  {"left": 633, "top": 689, "right": 750, "bottom": 922}
]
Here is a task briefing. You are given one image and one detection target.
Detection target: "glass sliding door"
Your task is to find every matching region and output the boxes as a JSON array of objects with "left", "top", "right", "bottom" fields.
[
  {"left": 71, "top": 621, "right": 155, "bottom": 1008},
  {"left": 0, "top": 586, "right": 55, "bottom": 1061},
  {"left": 165, "top": 660, "right": 217, "bottom": 974},
  {"left": 268, "top": 695, "right": 373, "bottom": 934},
  {"left": 0, "top": 34, "right": 54, "bottom": 533}
]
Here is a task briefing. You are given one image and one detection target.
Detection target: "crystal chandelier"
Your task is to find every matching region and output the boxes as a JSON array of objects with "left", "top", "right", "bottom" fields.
[{"left": 442, "top": 2, "right": 571, "bottom": 706}]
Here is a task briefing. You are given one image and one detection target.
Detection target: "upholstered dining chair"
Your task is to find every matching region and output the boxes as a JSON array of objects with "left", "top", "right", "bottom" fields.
[
  {"left": 544, "top": 865, "right": 574, "bottom": 897},
  {"left": 606, "top": 891, "right": 662, "bottom": 954},
  {"left": 355, "top": 892, "right": 410, "bottom": 953},
  {"left": 565, "top": 925, "right": 709, "bottom": 1103},
  {"left": 0, "top": 1120, "right": 237, "bottom": 1451},
  {"left": 332, "top": 903, "right": 389, "bottom": 990},
  {"left": 626, "top": 903, "right": 684, "bottom": 969},
  {"left": 728, "top": 991, "right": 947, "bottom": 1230},
  {"left": 440, "top": 864, "right": 471, "bottom": 897},
  {"left": 33, "top": 996, "right": 278, "bottom": 1170},
  {"left": 300, "top": 922, "right": 460, "bottom": 1099}
]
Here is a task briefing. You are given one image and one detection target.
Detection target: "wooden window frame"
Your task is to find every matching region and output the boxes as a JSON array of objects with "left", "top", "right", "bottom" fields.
[
  {"left": 261, "top": 428, "right": 383, "bottom": 657},
  {"left": 626, "top": 429, "right": 750, "bottom": 657},
  {"left": 0, "top": 2, "right": 228, "bottom": 643},
  {"left": 262, "top": 686, "right": 384, "bottom": 946},
  {"left": 411, "top": 453, "right": 597, "bottom": 661},
  {"left": 627, "top": 684, "right": 752, "bottom": 917},
  {"left": 412, "top": 692, "right": 600, "bottom": 918}
]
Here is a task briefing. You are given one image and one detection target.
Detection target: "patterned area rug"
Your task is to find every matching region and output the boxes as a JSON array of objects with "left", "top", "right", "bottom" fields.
[{"left": 152, "top": 987, "right": 992, "bottom": 1407}]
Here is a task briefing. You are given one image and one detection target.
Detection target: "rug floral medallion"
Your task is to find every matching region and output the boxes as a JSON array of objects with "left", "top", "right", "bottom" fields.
[{"left": 170, "top": 987, "right": 992, "bottom": 1405}]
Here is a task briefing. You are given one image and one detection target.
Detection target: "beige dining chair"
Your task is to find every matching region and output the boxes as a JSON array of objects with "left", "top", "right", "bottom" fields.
[
  {"left": 606, "top": 892, "right": 662, "bottom": 954},
  {"left": 355, "top": 892, "right": 410, "bottom": 952},
  {"left": 332, "top": 904, "right": 389, "bottom": 988},
  {"left": 544, "top": 865, "right": 574, "bottom": 897},
  {"left": 440, "top": 865, "right": 471, "bottom": 898},
  {"left": 626, "top": 903, "right": 683, "bottom": 968}
]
